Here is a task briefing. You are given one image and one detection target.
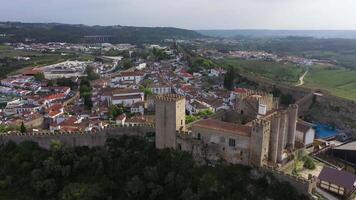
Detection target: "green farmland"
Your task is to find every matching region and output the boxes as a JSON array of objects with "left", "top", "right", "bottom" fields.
[
  {"left": 219, "top": 58, "right": 304, "bottom": 84},
  {"left": 304, "top": 66, "right": 356, "bottom": 100}
]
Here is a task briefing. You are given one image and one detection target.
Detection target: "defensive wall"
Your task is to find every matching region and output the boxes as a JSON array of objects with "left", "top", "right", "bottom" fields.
[
  {"left": 261, "top": 166, "right": 317, "bottom": 198},
  {"left": 243, "top": 73, "right": 356, "bottom": 137},
  {"left": 0, "top": 124, "right": 155, "bottom": 149}
]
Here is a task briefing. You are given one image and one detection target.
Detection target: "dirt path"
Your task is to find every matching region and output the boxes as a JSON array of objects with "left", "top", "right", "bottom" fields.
[{"left": 296, "top": 69, "right": 308, "bottom": 86}]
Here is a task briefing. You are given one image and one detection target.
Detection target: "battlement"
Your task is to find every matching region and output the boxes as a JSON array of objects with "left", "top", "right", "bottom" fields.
[
  {"left": 240, "top": 90, "right": 272, "bottom": 99},
  {"left": 262, "top": 166, "right": 316, "bottom": 184},
  {"left": 252, "top": 119, "right": 271, "bottom": 128},
  {"left": 0, "top": 123, "right": 155, "bottom": 137},
  {"left": 155, "top": 94, "right": 185, "bottom": 102},
  {"left": 289, "top": 104, "right": 299, "bottom": 110}
]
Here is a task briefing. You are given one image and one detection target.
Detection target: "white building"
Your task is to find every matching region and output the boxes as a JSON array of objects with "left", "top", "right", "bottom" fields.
[
  {"left": 111, "top": 71, "right": 145, "bottom": 84},
  {"left": 130, "top": 101, "right": 145, "bottom": 115},
  {"left": 110, "top": 88, "right": 144, "bottom": 107},
  {"left": 42, "top": 61, "right": 88, "bottom": 80},
  {"left": 296, "top": 120, "right": 316, "bottom": 147}
]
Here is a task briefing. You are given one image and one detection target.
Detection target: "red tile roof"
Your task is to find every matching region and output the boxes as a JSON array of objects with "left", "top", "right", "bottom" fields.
[{"left": 193, "top": 119, "right": 251, "bottom": 137}]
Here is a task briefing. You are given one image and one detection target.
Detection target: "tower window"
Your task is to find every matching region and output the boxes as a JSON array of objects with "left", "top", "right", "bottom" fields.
[
  {"left": 197, "top": 133, "right": 201, "bottom": 140},
  {"left": 181, "top": 120, "right": 183, "bottom": 125},
  {"left": 229, "top": 138, "right": 236, "bottom": 147}
]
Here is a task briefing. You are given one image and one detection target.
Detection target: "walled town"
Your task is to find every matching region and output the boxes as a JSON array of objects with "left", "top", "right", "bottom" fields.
[{"left": 1, "top": 40, "right": 356, "bottom": 199}]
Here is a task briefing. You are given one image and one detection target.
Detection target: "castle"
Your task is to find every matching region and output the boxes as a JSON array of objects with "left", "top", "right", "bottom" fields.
[{"left": 155, "top": 92, "right": 299, "bottom": 167}]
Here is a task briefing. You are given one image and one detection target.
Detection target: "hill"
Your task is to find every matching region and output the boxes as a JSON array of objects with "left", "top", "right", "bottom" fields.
[
  {"left": 197, "top": 29, "right": 356, "bottom": 39},
  {"left": 0, "top": 22, "right": 203, "bottom": 43},
  {"left": 0, "top": 136, "right": 307, "bottom": 200}
]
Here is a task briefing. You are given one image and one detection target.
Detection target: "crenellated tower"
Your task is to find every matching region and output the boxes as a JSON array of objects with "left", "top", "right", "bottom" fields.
[
  {"left": 249, "top": 119, "right": 271, "bottom": 167},
  {"left": 155, "top": 94, "right": 185, "bottom": 149}
]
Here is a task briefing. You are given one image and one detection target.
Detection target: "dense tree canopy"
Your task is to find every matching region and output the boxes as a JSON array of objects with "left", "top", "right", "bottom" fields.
[{"left": 0, "top": 136, "right": 307, "bottom": 200}]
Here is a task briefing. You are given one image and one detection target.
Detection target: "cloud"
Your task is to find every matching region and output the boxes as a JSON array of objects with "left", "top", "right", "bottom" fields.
[{"left": 0, "top": 0, "right": 355, "bottom": 29}]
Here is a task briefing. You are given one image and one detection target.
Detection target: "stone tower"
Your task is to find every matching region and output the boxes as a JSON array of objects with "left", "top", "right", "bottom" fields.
[
  {"left": 269, "top": 113, "right": 281, "bottom": 164},
  {"left": 249, "top": 119, "right": 271, "bottom": 167},
  {"left": 277, "top": 111, "right": 288, "bottom": 162},
  {"left": 287, "top": 104, "right": 298, "bottom": 150},
  {"left": 155, "top": 94, "right": 185, "bottom": 149}
]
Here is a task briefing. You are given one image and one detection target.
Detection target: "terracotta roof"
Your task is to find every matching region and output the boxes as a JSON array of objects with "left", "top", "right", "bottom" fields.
[
  {"left": 120, "top": 71, "right": 145, "bottom": 77},
  {"left": 126, "top": 116, "right": 147, "bottom": 123},
  {"left": 112, "top": 94, "right": 143, "bottom": 100},
  {"left": 193, "top": 119, "right": 251, "bottom": 137},
  {"left": 116, "top": 114, "right": 126, "bottom": 120},
  {"left": 44, "top": 93, "right": 66, "bottom": 101},
  {"left": 112, "top": 88, "right": 142, "bottom": 95},
  {"left": 234, "top": 88, "right": 248, "bottom": 94}
]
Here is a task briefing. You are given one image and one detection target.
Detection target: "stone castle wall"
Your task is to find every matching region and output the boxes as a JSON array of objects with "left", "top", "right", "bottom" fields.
[
  {"left": 0, "top": 125, "right": 154, "bottom": 149},
  {"left": 260, "top": 166, "right": 317, "bottom": 197}
]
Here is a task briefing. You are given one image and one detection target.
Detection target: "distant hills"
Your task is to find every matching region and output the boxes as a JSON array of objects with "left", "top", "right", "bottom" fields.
[
  {"left": 197, "top": 29, "right": 356, "bottom": 39},
  {"left": 0, "top": 22, "right": 203, "bottom": 43}
]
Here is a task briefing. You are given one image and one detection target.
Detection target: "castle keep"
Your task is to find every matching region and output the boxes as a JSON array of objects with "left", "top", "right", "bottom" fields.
[
  {"left": 155, "top": 92, "right": 299, "bottom": 167},
  {"left": 155, "top": 94, "right": 185, "bottom": 149}
]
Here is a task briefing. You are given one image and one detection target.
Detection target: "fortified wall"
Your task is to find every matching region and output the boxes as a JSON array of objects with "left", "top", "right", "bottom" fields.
[
  {"left": 260, "top": 166, "right": 317, "bottom": 197},
  {"left": 0, "top": 124, "right": 154, "bottom": 149}
]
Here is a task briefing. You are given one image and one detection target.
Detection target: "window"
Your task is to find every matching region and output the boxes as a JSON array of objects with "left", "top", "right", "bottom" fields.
[
  {"left": 220, "top": 137, "right": 225, "bottom": 143},
  {"left": 178, "top": 143, "right": 182, "bottom": 150},
  {"left": 197, "top": 133, "right": 201, "bottom": 140},
  {"left": 229, "top": 138, "right": 236, "bottom": 147},
  {"left": 181, "top": 120, "right": 183, "bottom": 125}
]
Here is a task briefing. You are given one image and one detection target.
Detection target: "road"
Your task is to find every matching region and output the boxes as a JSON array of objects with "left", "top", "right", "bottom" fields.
[{"left": 296, "top": 69, "right": 309, "bottom": 87}]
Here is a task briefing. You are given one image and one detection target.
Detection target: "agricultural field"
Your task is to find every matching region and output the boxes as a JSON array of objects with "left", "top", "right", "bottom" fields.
[
  {"left": 304, "top": 65, "right": 356, "bottom": 100},
  {"left": 219, "top": 58, "right": 305, "bottom": 84},
  {"left": 218, "top": 57, "right": 356, "bottom": 101}
]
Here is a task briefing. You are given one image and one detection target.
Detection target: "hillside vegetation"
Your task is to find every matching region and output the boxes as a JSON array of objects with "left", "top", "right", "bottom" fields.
[
  {"left": 0, "top": 22, "right": 202, "bottom": 44},
  {"left": 304, "top": 65, "right": 356, "bottom": 100},
  {"left": 0, "top": 136, "right": 306, "bottom": 200},
  {"left": 220, "top": 58, "right": 304, "bottom": 84}
]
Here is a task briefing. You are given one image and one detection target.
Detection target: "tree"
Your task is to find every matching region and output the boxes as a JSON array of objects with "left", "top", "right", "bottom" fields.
[
  {"left": 34, "top": 73, "right": 45, "bottom": 82},
  {"left": 122, "top": 59, "right": 133, "bottom": 69},
  {"left": 83, "top": 94, "right": 93, "bottom": 110},
  {"left": 85, "top": 66, "right": 100, "bottom": 81},
  {"left": 223, "top": 66, "right": 236, "bottom": 90},
  {"left": 109, "top": 105, "right": 124, "bottom": 119},
  {"left": 303, "top": 156, "right": 316, "bottom": 170},
  {"left": 20, "top": 122, "right": 27, "bottom": 133}
]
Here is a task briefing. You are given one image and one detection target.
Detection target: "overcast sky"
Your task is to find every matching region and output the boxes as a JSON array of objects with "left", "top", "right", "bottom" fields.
[{"left": 1, "top": 0, "right": 356, "bottom": 30}]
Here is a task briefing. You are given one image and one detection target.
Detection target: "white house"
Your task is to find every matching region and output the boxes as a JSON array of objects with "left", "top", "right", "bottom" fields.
[
  {"left": 149, "top": 84, "right": 171, "bottom": 95},
  {"left": 111, "top": 88, "right": 144, "bottom": 107},
  {"left": 130, "top": 101, "right": 145, "bottom": 115},
  {"left": 112, "top": 71, "right": 145, "bottom": 84},
  {"left": 296, "top": 120, "right": 316, "bottom": 147}
]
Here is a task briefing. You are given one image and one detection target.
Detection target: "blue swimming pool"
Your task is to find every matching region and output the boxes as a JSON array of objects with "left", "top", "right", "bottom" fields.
[{"left": 314, "top": 123, "right": 338, "bottom": 139}]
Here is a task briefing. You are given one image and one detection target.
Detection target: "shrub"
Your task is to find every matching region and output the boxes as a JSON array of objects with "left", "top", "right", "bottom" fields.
[{"left": 303, "top": 157, "right": 316, "bottom": 170}]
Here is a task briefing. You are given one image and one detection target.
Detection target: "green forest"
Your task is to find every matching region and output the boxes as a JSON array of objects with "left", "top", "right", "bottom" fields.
[
  {"left": 0, "top": 136, "right": 307, "bottom": 200},
  {"left": 0, "top": 22, "right": 202, "bottom": 44}
]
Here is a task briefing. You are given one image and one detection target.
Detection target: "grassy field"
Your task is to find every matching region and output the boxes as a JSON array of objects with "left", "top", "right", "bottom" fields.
[
  {"left": 219, "top": 57, "right": 356, "bottom": 101},
  {"left": 304, "top": 65, "right": 356, "bottom": 100},
  {"left": 220, "top": 58, "right": 305, "bottom": 84}
]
